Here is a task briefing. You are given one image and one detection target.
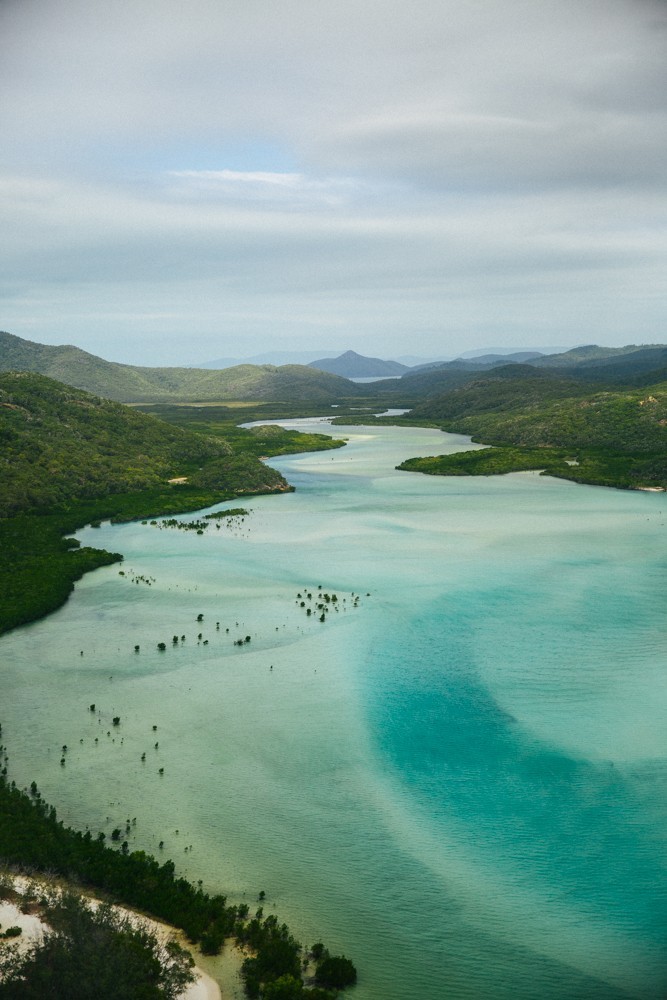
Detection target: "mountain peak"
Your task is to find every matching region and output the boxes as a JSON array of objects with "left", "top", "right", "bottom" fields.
[{"left": 308, "top": 351, "right": 409, "bottom": 377}]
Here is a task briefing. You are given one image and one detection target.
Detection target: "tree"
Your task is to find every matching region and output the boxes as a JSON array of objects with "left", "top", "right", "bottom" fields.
[
  {"left": 262, "top": 975, "right": 304, "bottom": 999},
  {"left": 314, "top": 954, "right": 357, "bottom": 990},
  {"left": 0, "top": 891, "right": 196, "bottom": 1000}
]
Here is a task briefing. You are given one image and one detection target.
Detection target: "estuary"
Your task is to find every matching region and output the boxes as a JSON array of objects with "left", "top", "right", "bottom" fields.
[{"left": 2, "top": 419, "right": 667, "bottom": 999}]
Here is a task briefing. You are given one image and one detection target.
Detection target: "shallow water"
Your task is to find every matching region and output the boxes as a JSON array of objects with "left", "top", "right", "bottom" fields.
[{"left": 2, "top": 419, "right": 667, "bottom": 999}]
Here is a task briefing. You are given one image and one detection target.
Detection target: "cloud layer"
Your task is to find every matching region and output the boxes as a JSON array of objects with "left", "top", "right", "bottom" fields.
[{"left": 0, "top": 0, "right": 665, "bottom": 363}]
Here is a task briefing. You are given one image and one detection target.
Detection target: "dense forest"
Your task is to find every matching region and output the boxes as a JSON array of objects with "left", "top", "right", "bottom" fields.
[{"left": 0, "top": 372, "right": 294, "bottom": 516}]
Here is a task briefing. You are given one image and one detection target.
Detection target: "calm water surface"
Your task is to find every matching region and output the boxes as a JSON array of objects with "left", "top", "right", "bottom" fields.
[{"left": 2, "top": 419, "right": 667, "bottom": 999}]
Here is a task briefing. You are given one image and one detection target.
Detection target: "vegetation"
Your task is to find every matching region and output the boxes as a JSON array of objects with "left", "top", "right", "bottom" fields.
[
  {"left": 205, "top": 507, "right": 248, "bottom": 519},
  {"left": 0, "top": 372, "right": 235, "bottom": 516},
  {"left": 393, "top": 366, "right": 667, "bottom": 490},
  {"left": 133, "top": 404, "right": 347, "bottom": 456},
  {"left": 0, "top": 774, "right": 356, "bottom": 998},
  {"left": 409, "top": 368, "right": 667, "bottom": 453},
  {"left": 0, "top": 891, "right": 196, "bottom": 999},
  {"left": 0, "top": 331, "right": 363, "bottom": 404},
  {"left": 398, "top": 447, "right": 572, "bottom": 478},
  {"left": 0, "top": 512, "right": 123, "bottom": 635},
  {"left": 0, "top": 375, "right": 362, "bottom": 636},
  {"left": 9, "top": 333, "right": 667, "bottom": 996},
  {"left": 0, "top": 481, "right": 291, "bottom": 638},
  {"left": 0, "top": 355, "right": 369, "bottom": 994},
  {"left": 307, "top": 349, "right": 408, "bottom": 377}
]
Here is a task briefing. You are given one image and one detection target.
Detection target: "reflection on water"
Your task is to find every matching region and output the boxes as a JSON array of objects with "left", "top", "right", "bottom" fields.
[{"left": 2, "top": 419, "right": 667, "bottom": 999}]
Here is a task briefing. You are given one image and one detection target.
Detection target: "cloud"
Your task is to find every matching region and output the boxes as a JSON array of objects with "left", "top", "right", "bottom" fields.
[
  {"left": 0, "top": 0, "right": 665, "bottom": 362},
  {"left": 164, "top": 169, "right": 368, "bottom": 208}
]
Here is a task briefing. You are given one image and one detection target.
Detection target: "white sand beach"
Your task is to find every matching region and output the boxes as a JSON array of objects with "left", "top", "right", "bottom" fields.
[{"left": 0, "top": 877, "right": 222, "bottom": 1000}]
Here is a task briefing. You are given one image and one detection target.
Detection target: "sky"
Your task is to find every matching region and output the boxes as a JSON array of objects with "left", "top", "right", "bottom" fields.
[{"left": 0, "top": 0, "right": 666, "bottom": 367}]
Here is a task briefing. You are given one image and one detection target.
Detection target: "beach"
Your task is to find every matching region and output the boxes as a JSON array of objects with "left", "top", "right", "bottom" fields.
[{"left": 0, "top": 874, "right": 221, "bottom": 1000}]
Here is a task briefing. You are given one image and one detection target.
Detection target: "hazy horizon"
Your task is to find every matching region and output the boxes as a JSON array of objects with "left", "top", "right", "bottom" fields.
[
  {"left": 1, "top": 1, "right": 665, "bottom": 366},
  {"left": 2, "top": 328, "right": 587, "bottom": 370}
]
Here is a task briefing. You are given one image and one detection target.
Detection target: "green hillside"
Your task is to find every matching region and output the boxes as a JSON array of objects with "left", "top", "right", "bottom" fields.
[
  {"left": 0, "top": 372, "right": 295, "bottom": 635},
  {"left": 398, "top": 366, "right": 667, "bottom": 490},
  {"left": 0, "top": 331, "right": 362, "bottom": 403},
  {"left": 529, "top": 344, "right": 667, "bottom": 382},
  {"left": 531, "top": 343, "right": 663, "bottom": 369},
  {"left": 0, "top": 371, "right": 239, "bottom": 516}
]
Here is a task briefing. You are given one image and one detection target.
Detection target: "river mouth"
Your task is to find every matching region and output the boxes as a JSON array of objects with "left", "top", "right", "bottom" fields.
[{"left": 2, "top": 419, "right": 667, "bottom": 999}]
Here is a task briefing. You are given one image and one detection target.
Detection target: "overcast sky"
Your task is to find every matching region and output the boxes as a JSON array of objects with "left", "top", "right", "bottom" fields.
[{"left": 1, "top": 0, "right": 666, "bottom": 365}]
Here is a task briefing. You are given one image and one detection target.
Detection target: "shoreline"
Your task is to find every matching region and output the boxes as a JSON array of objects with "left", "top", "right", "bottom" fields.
[{"left": 0, "top": 873, "right": 222, "bottom": 999}]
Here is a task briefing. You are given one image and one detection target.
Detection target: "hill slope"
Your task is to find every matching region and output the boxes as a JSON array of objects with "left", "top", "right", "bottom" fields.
[
  {"left": 0, "top": 331, "right": 361, "bottom": 403},
  {"left": 530, "top": 344, "right": 667, "bottom": 383},
  {"left": 0, "top": 372, "right": 292, "bottom": 516},
  {"left": 402, "top": 366, "right": 667, "bottom": 489},
  {"left": 0, "top": 372, "right": 300, "bottom": 635},
  {"left": 409, "top": 351, "right": 543, "bottom": 374},
  {"left": 410, "top": 366, "right": 667, "bottom": 452}
]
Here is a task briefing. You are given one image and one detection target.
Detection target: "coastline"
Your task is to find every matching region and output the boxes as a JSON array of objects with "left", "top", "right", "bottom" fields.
[
  {"left": 0, "top": 483, "right": 292, "bottom": 639},
  {"left": 0, "top": 874, "right": 222, "bottom": 1000}
]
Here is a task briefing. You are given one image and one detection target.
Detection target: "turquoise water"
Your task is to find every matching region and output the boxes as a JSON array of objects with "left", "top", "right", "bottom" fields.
[{"left": 2, "top": 419, "right": 667, "bottom": 999}]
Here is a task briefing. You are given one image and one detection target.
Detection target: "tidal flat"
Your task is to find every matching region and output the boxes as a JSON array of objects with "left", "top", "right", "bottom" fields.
[{"left": 2, "top": 419, "right": 667, "bottom": 999}]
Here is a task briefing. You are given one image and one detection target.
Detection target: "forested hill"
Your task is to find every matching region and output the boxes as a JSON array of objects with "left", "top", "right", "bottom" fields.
[
  {"left": 401, "top": 365, "right": 667, "bottom": 489},
  {"left": 409, "top": 365, "right": 667, "bottom": 449},
  {"left": 530, "top": 343, "right": 667, "bottom": 379},
  {"left": 0, "top": 331, "right": 362, "bottom": 403},
  {"left": 0, "top": 372, "right": 289, "bottom": 516}
]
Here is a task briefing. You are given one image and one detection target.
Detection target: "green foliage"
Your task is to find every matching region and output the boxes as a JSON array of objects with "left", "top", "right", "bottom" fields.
[
  {"left": 262, "top": 975, "right": 306, "bottom": 999},
  {"left": 402, "top": 369, "right": 667, "bottom": 490},
  {"left": 0, "top": 371, "right": 233, "bottom": 516},
  {"left": 0, "top": 374, "right": 331, "bottom": 636},
  {"left": 189, "top": 454, "right": 292, "bottom": 494},
  {"left": 241, "top": 425, "right": 345, "bottom": 459},
  {"left": 0, "top": 776, "right": 235, "bottom": 949},
  {"left": 398, "top": 447, "right": 571, "bottom": 478},
  {"left": 0, "top": 773, "right": 356, "bottom": 998},
  {"left": 0, "top": 484, "right": 261, "bottom": 637},
  {"left": 0, "top": 332, "right": 362, "bottom": 404},
  {"left": 0, "top": 513, "right": 123, "bottom": 635},
  {"left": 314, "top": 954, "right": 358, "bottom": 991},
  {"left": 134, "top": 405, "right": 347, "bottom": 458},
  {"left": 261, "top": 975, "right": 335, "bottom": 999},
  {"left": 0, "top": 891, "right": 196, "bottom": 1000},
  {"left": 239, "top": 913, "right": 302, "bottom": 996},
  {"left": 204, "top": 507, "right": 249, "bottom": 519}
]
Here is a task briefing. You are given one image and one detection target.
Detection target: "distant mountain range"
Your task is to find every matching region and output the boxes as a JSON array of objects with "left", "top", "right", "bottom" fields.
[
  {"left": 0, "top": 332, "right": 363, "bottom": 404},
  {"left": 3, "top": 330, "right": 667, "bottom": 407},
  {"left": 197, "top": 349, "right": 341, "bottom": 368},
  {"left": 409, "top": 351, "right": 544, "bottom": 374},
  {"left": 199, "top": 347, "right": 557, "bottom": 373},
  {"left": 308, "top": 350, "right": 410, "bottom": 377},
  {"left": 530, "top": 343, "right": 667, "bottom": 382}
]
